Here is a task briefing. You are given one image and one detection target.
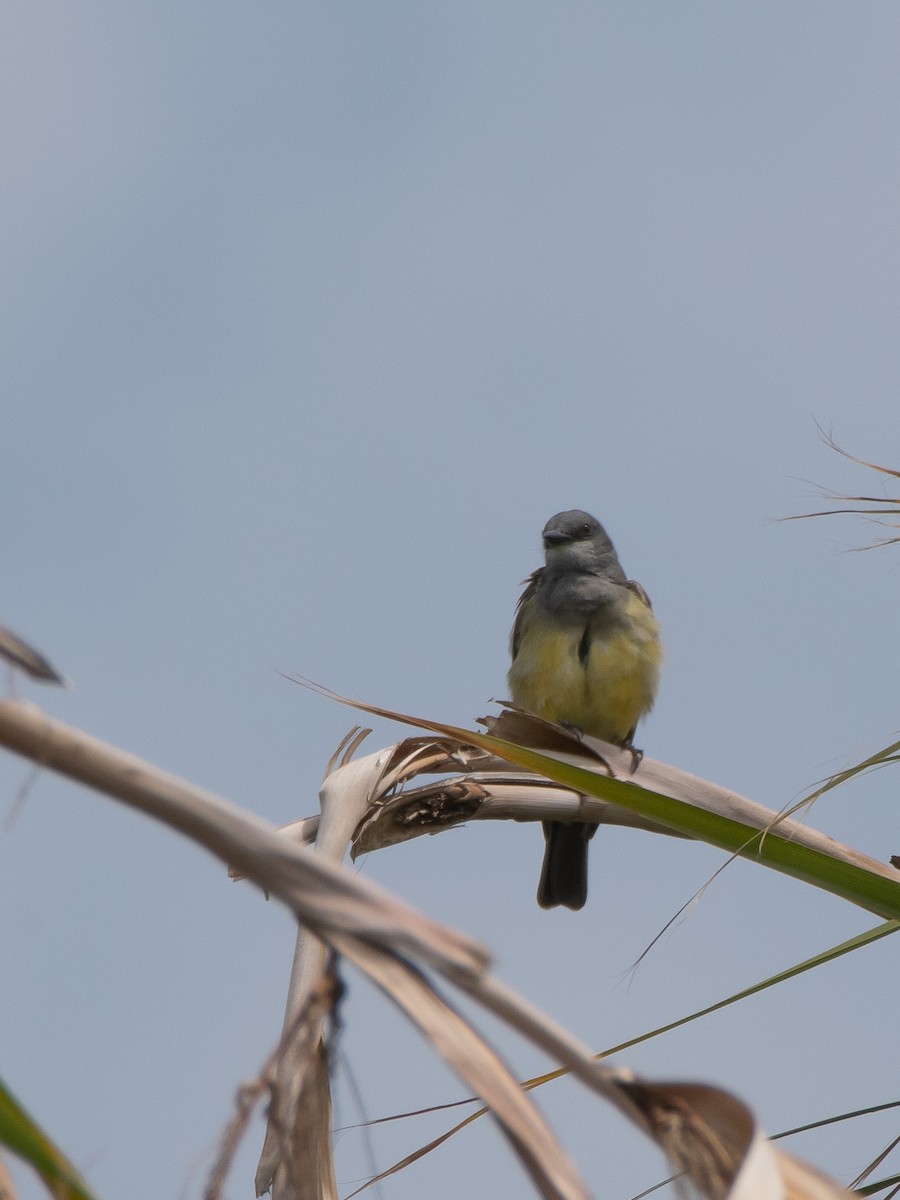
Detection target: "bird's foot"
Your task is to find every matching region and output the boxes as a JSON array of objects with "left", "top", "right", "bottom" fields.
[{"left": 623, "top": 743, "right": 643, "bottom": 774}]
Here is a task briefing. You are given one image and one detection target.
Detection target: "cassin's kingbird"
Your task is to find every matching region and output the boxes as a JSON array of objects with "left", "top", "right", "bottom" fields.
[{"left": 508, "top": 510, "right": 661, "bottom": 910}]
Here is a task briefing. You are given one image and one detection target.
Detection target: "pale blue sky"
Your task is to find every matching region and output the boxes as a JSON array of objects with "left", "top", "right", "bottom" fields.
[{"left": 2, "top": 4, "right": 900, "bottom": 1198}]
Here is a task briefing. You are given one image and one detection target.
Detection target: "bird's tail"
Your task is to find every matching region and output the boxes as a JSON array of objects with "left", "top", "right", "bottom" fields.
[{"left": 537, "top": 820, "right": 597, "bottom": 911}]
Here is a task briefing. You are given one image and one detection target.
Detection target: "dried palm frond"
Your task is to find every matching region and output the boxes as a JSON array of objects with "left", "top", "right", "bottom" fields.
[
  {"left": 0, "top": 700, "right": 590, "bottom": 1200},
  {"left": 0, "top": 697, "right": 878, "bottom": 1200},
  {"left": 278, "top": 685, "right": 900, "bottom": 920}
]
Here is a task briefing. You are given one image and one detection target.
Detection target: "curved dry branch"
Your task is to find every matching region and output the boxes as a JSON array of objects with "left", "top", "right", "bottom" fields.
[{"left": 0, "top": 699, "right": 485, "bottom": 976}]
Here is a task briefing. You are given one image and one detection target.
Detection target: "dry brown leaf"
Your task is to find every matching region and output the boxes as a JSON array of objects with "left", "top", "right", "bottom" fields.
[{"left": 617, "top": 1078, "right": 853, "bottom": 1200}]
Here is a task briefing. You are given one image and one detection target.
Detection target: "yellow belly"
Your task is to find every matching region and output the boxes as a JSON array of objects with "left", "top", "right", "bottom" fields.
[{"left": 507, "top": 590, "right": 661, "bottom": 742}]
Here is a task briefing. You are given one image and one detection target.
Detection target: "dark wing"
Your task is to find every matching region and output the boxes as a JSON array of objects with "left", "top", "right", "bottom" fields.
[
  {"left": 0, "top": 626, "right": 65, "bottom": 684},
  {"left": 625, "top": 579, "right": 652, "bottom": 609},
  {"left": 510, "top": 568, "right": 543, "bottom": 661},
  {"left": 622, "top": 579, "right": 653, "bottom": 754}
]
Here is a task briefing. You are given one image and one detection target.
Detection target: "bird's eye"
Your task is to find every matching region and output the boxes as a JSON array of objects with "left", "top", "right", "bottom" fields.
[{"left": 578, "top": 523, "right": 592, "bottom": 537}]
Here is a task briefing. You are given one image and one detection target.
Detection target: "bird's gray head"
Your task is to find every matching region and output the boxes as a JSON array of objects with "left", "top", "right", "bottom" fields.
[{"left": 541, "top": 510, "right": 625, "bottom": 577}]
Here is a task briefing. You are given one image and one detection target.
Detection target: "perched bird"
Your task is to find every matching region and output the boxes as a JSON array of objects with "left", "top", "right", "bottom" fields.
[
  {"left": 0, "top": 626, "right": 65, "bottom": 685},
  {"left": 508, "top": 510, "right": 661, "bottom": 910}
]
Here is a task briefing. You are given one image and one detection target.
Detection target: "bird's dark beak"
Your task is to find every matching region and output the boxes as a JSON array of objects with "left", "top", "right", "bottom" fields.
[{"left": 543, "top": 529, "right": 570, "bottom": 548}]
